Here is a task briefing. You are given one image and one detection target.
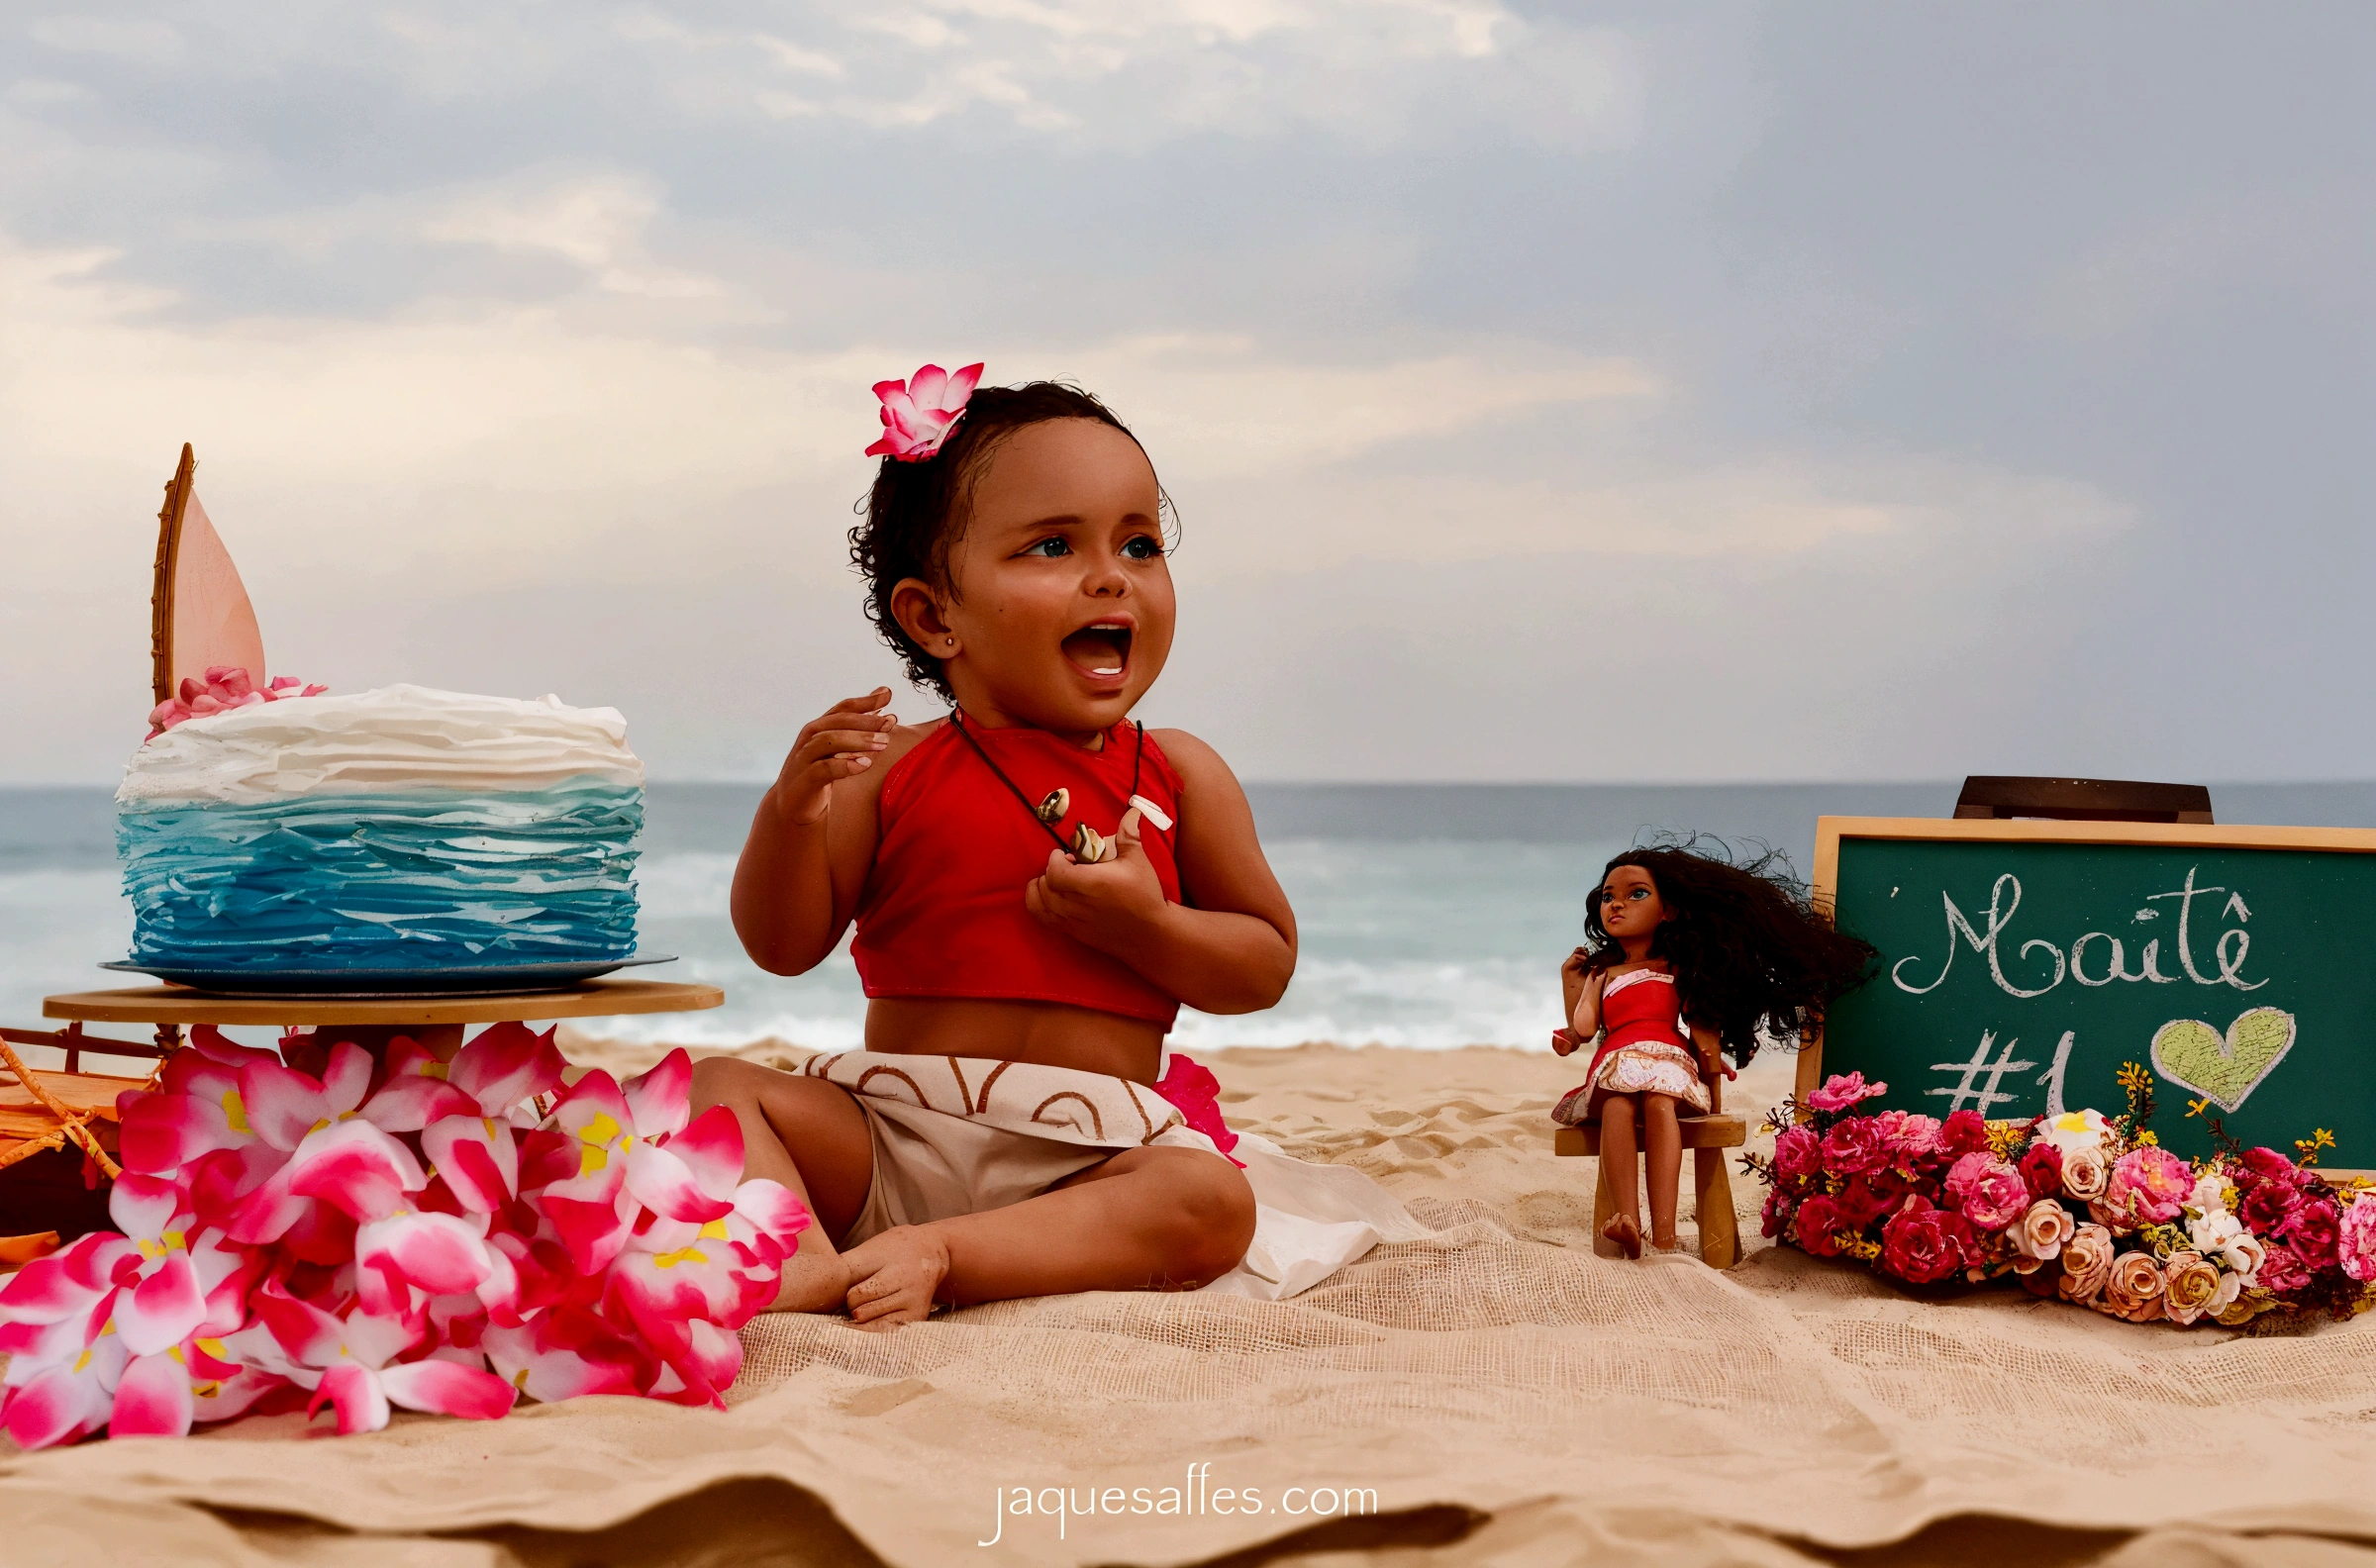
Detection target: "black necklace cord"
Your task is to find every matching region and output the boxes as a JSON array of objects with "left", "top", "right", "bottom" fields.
[{"left": 946, "top": 708, "right": 1144, "bottom": 856}]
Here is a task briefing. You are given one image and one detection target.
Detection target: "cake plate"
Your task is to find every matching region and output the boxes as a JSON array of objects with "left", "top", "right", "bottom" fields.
[
  {"left": 96, "top": 954, "right": 678, "bottom": 999},
  {"left": 42, "top": 978, "right": 725, "bottom": 1033}
]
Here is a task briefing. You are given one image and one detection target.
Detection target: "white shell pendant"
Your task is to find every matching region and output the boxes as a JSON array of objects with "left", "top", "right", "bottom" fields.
[
  {"left": 1037, "top": 788, "right": 1069, "bottom": 824},
  {"left": 1071, "top": 823, "right": 1119, "bottom": 863},
  {"left": 1127, "top": 793, "right": 1173, "bottom": 833}
]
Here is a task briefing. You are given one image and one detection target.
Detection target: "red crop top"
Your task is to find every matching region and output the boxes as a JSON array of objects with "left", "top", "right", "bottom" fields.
[{"left": 851, "top": 718, "right": 1187, "bottom": 1028}]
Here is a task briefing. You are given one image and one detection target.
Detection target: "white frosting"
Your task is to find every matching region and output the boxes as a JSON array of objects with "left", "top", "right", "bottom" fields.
[{"left": 119, "top": 684, "right": 644, "bottom": 805}]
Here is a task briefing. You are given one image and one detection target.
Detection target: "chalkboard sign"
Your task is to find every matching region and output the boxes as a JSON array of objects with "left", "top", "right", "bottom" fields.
[{"left": 1806, "top": 818, "right": 2376, "bottom": 1163}]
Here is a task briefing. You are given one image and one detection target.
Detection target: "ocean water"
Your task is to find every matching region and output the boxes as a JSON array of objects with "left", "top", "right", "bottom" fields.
[{"left": 9, "top": 781, "right": 2376, "bottom": 1053}]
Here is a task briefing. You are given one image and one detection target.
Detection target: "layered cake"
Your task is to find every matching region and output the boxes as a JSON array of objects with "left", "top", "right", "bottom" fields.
[{"left": 117, "top": 685, "right": 644, "bottom": 976}]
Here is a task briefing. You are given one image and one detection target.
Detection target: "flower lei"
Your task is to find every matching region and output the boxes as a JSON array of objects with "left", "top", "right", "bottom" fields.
[
  {"left": 866, "top": 362, "right": 983, "bottom": 462},
  {"left": 1746, "top": 1063, "right": 2376, "bottom": 1326},
  {"left": 0, "top": 1027, "right": 810, "bottom": 1448}
]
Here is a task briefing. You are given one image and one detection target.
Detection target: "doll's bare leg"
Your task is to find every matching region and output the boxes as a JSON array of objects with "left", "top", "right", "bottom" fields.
[
  {"left": 689, "top": 1057, "right": 877, "bottom": 1312},
  {"left": 1642, "top": 1093, "right": 1683, "bottom": 1249},
  {"left": 1597, "top": 1093, "right": 1643, "bottom": 1257}
]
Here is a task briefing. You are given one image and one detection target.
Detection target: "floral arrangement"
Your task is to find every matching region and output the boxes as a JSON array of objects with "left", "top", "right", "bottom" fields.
[
  {"left": 148, "top": 665, "right": 328, "bottom": 737},
  {"left": 866, "top": 361, "right": 983, "bottom": 461},
  {"left": 1748, "top": 1065, "right": 2376, "bottom": 1327},
  {"left": 0, "top": 1026, "right": 809, "bottom": 1448}
]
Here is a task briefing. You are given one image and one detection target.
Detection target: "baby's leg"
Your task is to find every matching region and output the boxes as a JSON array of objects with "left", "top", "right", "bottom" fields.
[
  {"left": 687, "top": 1057, "right": 876, "bottom": 1312},
  {"left": 1641, "top": 1093, "right": 1683, "bottom": 1248},
  {"left": 838, "top": 1146, "right": 1255, "bottom": 1330},
  {"left": 1597, "top": 1092, "right": 1643, "bottom": 1256}
]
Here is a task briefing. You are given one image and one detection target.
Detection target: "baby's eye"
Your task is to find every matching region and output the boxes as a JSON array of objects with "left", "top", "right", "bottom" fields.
[
  {"left": 1021, "top": 538, "right": 1072, "bottom": 558},
  {"left": 1122, "top": 535, "right": 1164, "bottom": 560}
]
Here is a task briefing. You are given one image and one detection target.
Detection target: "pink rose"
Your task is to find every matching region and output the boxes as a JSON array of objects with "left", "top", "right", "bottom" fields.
[
  {"left": 2100, "top": 1250, "right": 2167, "bottom": 1323},
  {"left": 2057, "top": 1223, "right": 2116, "bottom": 1302},
  {"left": 2161, "top": 1250, "right": 2224, "bottom": 1326},
  {"left": 1820, "top": 1117, "right": 1890, "bottom": 1176},
  {"left": 2240, "top": 1178, "right": 2300, "bottom": 1232},
  {"left": 1793, "top": 1195, "right": 1850, "bottom": 1257},
  {"left": 2337, "top": 1193, "right": 2376, "bottom": 1284},
  {"left": 2096, "top": 1146, "right": 2194, "bottom": 1230},
  {"left": 2257, "top": 1242, "right": 2311, "bottom": 1294},
  {"left": 2018, "top": 1142, "right": 2063, "bottom": 1200},
  {"left": 1834, "top": 1173, "right": 1901, "bottom": 1231},
  {"left": 2240, "top": 1146, "right": 2305, "bottom": 1187},
  {"left": 2013, "top": 1198, "right": 2077, "bottom": 1270},
  {"left": 1872, "top": 1109, "right": 1942, "bottom": 1163},
  {"left": 2280, "top": 1198, "right": 2340, "bottom": 1269},
  {"left": 1940, "top": 1110, "right": 1991, "bottom": 1156},
  {"left": 1773, "top": 1125, "right": 1823, "bottom": 1187},
  {"left": 1879, "top": 1199, "right": 1974, "bottom": 1284},
  {"left": 1806, "top": 1072, "right": 1887, "bottom": 1114},
  {"left": 1761, "top": 1189, "right": 1796, "bottom": 1238},
  {"left": 1944, "top": 1152, "right": 2030, "bottom": 1231},
  {"left": 2060, "top": 1144, "right": 2111, "bottom": 1203}
]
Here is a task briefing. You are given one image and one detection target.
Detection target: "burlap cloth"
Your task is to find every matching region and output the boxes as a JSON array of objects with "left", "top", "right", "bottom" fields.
[{"left": 5, "top": 1038, "right": 2376, "bottom": 1567}]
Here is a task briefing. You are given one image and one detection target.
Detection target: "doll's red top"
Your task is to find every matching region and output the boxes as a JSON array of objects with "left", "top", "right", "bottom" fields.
[
  {"left": 851, "top": 718, "right": 1186, "bottom": 1027},
  {"left": 1584, "top": 968, "right": 1691, "bottom": 1084}
]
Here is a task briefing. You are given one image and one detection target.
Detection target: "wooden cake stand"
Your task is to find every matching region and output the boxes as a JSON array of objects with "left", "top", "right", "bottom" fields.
[{"left": 3, "top": 980, "right": 724, "bottom": 1246}]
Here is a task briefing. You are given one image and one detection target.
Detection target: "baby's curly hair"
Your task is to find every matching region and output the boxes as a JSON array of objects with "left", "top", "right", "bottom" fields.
[
  {"left": 847, "top": 381, "right": 1157, "bottom": 701},
  {"left": 1582, "top": 835, "right": 1878, "bottom": 1067}
]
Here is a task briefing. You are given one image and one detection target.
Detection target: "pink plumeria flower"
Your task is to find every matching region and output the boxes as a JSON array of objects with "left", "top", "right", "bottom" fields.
[
  {"left": 537, "top": 1049, "right": 703, "bottom": 1274},
  {"left": 230, "top": 1283, "right": 514, "bottom": 1436},
  {"left": 482, "top": 1304, "right": 650, "bottom": 1405},
  {"left": 0, "top": 1231, "right": 139, "bottom": 1447},
  {"left": 865, "top": 361, "right": 983, "bottom": 461}
]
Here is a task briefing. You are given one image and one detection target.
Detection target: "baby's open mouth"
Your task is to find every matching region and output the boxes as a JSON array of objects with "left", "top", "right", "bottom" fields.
[{"left": 1061, "top": 623, "right": 1132, "bottom": 677}]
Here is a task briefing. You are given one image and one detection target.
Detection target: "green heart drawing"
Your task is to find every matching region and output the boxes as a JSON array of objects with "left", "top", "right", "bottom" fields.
[{"left": 2149, "top": 1007, "right": 2298, "bottom": 1114}]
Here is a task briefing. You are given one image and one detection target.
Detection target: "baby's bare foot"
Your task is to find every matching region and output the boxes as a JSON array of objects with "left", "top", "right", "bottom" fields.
[{"left": 841, "top": 1225, "right": 951, "bottom": 1331}]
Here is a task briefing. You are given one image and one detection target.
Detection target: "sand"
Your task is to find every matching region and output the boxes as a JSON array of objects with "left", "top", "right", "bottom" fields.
[{"left": 5, "top": 1035, "right": 2376, "bottom": 1567}]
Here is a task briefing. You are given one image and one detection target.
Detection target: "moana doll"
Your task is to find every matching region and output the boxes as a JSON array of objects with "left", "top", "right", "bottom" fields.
[{"left": 1552, "top": 842, "right": 1875, "bottom": 1257}]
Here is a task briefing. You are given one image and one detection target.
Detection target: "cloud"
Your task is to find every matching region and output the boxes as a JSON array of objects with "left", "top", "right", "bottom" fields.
[{"left": 25, "top": 16, "right": 180, "bottom": 60}]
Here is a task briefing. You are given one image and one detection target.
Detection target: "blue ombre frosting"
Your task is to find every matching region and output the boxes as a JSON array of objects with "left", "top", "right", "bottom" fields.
[{"left": 117, "top": 686, "right": 644, "bottom": 973}]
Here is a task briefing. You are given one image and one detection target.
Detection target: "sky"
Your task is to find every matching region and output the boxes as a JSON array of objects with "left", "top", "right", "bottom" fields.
[{"left": 3, "top": 2, "right": 2368, "bottom": 785}]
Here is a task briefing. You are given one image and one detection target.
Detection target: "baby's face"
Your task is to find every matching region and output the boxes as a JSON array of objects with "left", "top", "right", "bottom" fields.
[{"left": 939, "top": 419, "right": 1176, "bottom": 735}]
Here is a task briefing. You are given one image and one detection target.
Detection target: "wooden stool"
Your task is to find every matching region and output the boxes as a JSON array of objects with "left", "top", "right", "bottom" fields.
[{"left": 1553, "top": 1080, "right": 1746, "bottom": 1267}]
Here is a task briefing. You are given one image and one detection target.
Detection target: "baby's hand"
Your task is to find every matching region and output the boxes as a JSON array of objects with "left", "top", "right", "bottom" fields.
[
  {"left": 1025, "top": 807, "right": 1166, "bottom": 950},
  {"left": 1550, "top": 1028, "right": 1584, "bottom": 1057},
  {"left": 771, "top": 689, "right": 897, "bottom": 826}
]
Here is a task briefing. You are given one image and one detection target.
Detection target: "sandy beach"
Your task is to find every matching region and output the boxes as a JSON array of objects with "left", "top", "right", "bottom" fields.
[{"left": 6, "top": 1033, "right": 2376, "bottom": 1565}]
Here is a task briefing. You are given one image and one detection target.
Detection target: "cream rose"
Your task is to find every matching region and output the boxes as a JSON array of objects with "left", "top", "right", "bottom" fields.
[
  {"left": 2161, "top": 1249, "right": 2224, "bottom": 1326},
  {"left": 2102, "top": 1249, "right": 2167, "bottom": 1323},
  {"left": 2222, "top": 1231, "right": 2268, "bottom": 1287},
  {"left": 2061, "top": 1144, "right": 2111, "bottom": 1203},
  {"left": 2058, "top": 1223, "right": 2117, "bottom": 1302},
  {"left": 2014, "top": 1198, "right": 2077, "bottom": 1266}
]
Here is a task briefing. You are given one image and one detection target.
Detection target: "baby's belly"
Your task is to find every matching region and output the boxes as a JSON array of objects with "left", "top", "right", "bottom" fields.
[{"left": 861, "top": 997, "right": 1165, "bottom": 1084}]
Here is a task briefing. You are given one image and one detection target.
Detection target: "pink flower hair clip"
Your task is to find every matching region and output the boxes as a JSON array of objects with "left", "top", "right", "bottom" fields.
[{"left": 866, "top": 361, "right": 983, "bottom": 462}]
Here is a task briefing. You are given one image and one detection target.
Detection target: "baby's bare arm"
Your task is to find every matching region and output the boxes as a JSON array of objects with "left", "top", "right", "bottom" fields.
[{"left": 731, "top": 691, "right": 917, "bottom": 975}]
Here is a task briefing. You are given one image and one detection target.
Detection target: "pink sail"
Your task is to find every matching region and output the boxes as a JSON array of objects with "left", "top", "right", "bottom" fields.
[{"left": 164, "top": 487, "right": 267, "bottom": 698}]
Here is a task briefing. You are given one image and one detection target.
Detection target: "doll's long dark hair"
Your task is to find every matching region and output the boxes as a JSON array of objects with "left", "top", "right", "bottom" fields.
[{"left": 1582, "top": 837, "right": 1876, "bottom": 1067}]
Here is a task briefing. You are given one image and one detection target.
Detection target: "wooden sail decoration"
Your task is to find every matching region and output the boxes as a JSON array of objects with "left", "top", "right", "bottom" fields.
[{"left": 149, "top": 443, "right": 266, "bottom": 706}]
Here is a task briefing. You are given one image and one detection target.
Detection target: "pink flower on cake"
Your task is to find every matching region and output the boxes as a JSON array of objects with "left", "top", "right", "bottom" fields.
[
  {"left": 146, "top": 665, "right": 327, "bottom": 736},
  {"left": 866, "top": 362, "right": 984, "bottom": 461},
  {"left": 1805, "top": 1072, "right": 1885, "bottom": 1113},
  {"left": 1821, "top": 1117, "right": 1890, "bottom": 1176},
  {"left": 2056, "top": 1224, "right": 2116, "bottom": 1303},
  {"left": 2335, "top": 1192, "right": 2376, "bottom": 1284}
]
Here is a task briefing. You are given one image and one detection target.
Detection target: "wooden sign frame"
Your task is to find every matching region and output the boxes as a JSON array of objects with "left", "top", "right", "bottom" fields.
[
  {"left": 149, "top": 441, "right": 197, "bottom": 708},
  {"left": 1799, "top": 815, "right": 2376, "bottom": 1107}
]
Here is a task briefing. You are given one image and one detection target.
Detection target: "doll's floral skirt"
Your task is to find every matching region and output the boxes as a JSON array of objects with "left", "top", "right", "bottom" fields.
[{"left": 1552, "top": 1040, "right": 1711, "bottom": 1125}]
